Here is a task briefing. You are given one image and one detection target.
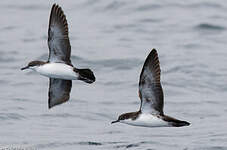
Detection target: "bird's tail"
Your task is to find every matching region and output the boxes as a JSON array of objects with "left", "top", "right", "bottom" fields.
[
  {"left": 74, "top": 68, "right": 96, "bottom": 84},
  {"left": 163, "top": 115, "right": 190, "bottom": 127},
  {"left": 171, "top": 120, "right": 190, "bottom": 127}
]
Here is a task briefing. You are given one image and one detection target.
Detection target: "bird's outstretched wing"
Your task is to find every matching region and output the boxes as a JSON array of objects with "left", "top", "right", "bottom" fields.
[
  {"left": 48, "top": 4, "right": 72, "bottom": 65},
  {"left": 48, "top": 78, "right": 72, "bottom": 108},
  {"left": 139, "top": 49, "right": 164, "bottom": 115}
]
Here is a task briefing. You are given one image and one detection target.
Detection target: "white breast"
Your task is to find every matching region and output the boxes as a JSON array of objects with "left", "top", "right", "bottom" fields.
[
  {"left": 121, "top": 114, "right": 170, "bottom": 127},
  {"left": 34, "top": 63, "right": 79, "bottom": 80}
]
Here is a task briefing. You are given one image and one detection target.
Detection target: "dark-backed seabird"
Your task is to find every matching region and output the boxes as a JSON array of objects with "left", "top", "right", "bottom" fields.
[
  {"left": 112, "top": 49, "right": 190, "bottom": 127},
  {"left": 21, "top": 4, "right": 95, "bottom": 108}
]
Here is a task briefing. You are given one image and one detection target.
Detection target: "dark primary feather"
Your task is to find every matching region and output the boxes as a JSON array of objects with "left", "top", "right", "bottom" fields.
[
  {"left": 161, "top": 115, "right": 190, "bottom": 127},
  {"left": 48, "top": 78, "right": 72, "bottom": 108},
  {"left": 48, "top": 4, "right": 72, "bottom": 65},
  {"left": 139, "top": 49, "right": 164, "bottom": 115}
]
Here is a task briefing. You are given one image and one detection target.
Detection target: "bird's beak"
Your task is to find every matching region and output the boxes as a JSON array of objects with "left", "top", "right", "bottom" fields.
[
  {"left": 111, "top": 120, "right": 119, "bottom": 124},
  {"left": 21, "top": 66, "right": 29, "bottom": 70}
]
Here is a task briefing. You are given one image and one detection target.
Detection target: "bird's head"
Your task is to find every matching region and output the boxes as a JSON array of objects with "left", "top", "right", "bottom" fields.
[
  {"left": 21, "top": 61, "right": 46, "bottom": 71},
  {"left": 111, "top": 111, "right": 140, "bottom": 124}
]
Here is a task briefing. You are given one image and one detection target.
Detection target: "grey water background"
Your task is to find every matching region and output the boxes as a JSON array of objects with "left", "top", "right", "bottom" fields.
[{"left": 0, "top": 0, "right": 227, "bottom": 149}]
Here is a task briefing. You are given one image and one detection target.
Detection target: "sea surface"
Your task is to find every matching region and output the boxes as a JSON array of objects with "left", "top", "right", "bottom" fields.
[{"left": 0, "top": 0, "right": 227, "bottom": 150}]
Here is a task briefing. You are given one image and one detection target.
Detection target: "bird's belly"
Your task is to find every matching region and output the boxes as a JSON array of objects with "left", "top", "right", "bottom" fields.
[
  {"left": 122, "top": 114, "right": 170, "bottom": 128},
  {"left": 36, "top": 63, "right": 79, "bottom": 80}
]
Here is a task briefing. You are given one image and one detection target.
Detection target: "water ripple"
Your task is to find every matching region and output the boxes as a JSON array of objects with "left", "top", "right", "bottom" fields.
[
  {"left": 35, "top": 141, "right": 102, "bottom": 149},
  {"left": 78, "top": 141, "right": 102, "bottom": 146},
  {"left": 104, "top": 1, "right": 126, "bottom": 11},
  {"left": 135, "top": 4, "right": 162, "bottom": 12},
  {"left": 0, "top": 113, "right": 25, "bottom": 121},
  {"left": 40, "top": 113, "right": 80, "bottom": 118},
  {"left": 194, "top": 23, "right": 225, "bottom": 31}
]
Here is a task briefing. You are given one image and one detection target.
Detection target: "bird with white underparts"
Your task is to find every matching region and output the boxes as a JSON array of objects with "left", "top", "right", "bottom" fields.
[
  {"left": 21, "top": 4, "right": 95, "bottom": 108},
  {"left": 112, "top": 49, "right": 190, "bottom": 127}
]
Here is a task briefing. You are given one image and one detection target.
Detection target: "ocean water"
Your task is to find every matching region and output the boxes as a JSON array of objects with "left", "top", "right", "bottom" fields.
[{"left": 0, "top": 0, "right": 227, "bottom": 149}]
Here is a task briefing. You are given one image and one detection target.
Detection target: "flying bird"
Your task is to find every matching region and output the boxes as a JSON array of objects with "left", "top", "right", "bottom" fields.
[
  {"left": 21, "top": 4, "right": 95, "bottom": 108},
  {"left": 112, "top": 49, "right": 190, "bottom": 127}
]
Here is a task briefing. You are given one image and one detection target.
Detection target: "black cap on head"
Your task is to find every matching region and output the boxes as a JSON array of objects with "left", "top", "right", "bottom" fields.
[{"left": 21, "top": 61, "right": 46, "bottom": 70}]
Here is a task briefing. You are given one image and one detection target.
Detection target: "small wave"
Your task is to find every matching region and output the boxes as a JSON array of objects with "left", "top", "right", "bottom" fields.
[
  {"left": 140, "top": 18, "right": 162, "bottom": 23},
  {"left": 0, "top": 113, "right": 25, "bottom": 121},
  {"left": 194, "top": 146, "right": 227, "bottom": 150},
  {"left": 113, "top": 141, "right": 152, "bottom": 149},
  {"left": 1, "top": 26, "right": 16, "bottom": 31},
  {"left": 114, "top": 24, "right": 137, "bottom": 30},
  {"left": 194, "top": 23, "right": 225, "bottom": 31},
  {"left": 103, "top": 1, "right": 126, "bottom": 11},
  {"left": 81, "top": 0, "right": 101, "bottom": 7},
  {"left": 189, "top": 2, "right": 222, "bottom": 9},
  {"left": 113, "top": 143, "right": 143, "bottom": 149},
  {"left": 0, "top": 53, "right": 18, "bottom": 63},
  {"left": 22, "top": 38, "right": 37, "bottom": 43},
  {"left": 78, "top": 141, "right": 102, "bottom": 146},
  {"left": 126, "top": 144, "right": 139, "bottom": 148},
  {"left": 0, "top": 80, "right": 8, "bottom": 84},
  {"left": 90, "top": 58, "right": 142, "bottom": 70},
  {"left": 35, "top": 141, "right": 102, "bottom": 149},
  {"left": 40, "top": 113, "right": 80, "bottom": 118},
  {"left": 135, "top": 4, "right": 162, "bottom": 12},
  {"left": 6, "top": 4, "right": 47, "bottom": 11}
]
